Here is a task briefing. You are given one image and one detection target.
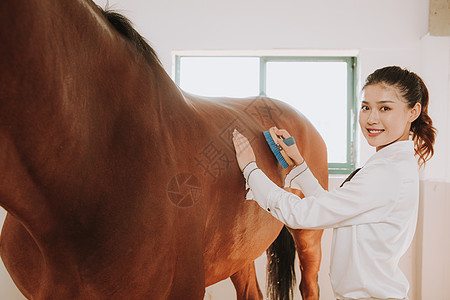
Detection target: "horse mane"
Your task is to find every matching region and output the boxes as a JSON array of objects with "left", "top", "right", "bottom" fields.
[{"left": 98, "top": 7, "right": 162, "bottom": 66}]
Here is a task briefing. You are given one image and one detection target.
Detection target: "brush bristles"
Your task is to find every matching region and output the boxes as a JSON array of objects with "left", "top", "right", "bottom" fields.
[{"left": 263, "top": 131, "right": 290, "bottom": 169}]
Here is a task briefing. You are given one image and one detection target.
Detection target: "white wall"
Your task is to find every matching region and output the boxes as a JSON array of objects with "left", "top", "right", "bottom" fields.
[
  {"left": 420, "top": 35, "right": 450, "bottom": 181},
  {"left": 1, "top": 0, "right": 449, "bottom": 299}
]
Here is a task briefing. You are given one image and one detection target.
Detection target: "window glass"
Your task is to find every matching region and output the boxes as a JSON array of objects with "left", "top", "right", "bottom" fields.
[
  {"left": 178, "top": 57, "right": 259, "bottom": 97},
  {"left": 266, "top": 61, "right": 348, "bottom": 163}
]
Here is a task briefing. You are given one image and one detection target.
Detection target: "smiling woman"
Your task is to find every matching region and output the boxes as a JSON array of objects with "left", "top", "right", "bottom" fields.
[
  {"left": 362, "top": 66, "right": 436, "bottom": 165},
  {"left": 232, "top": 65, "right": 437, "bottom": 300}
]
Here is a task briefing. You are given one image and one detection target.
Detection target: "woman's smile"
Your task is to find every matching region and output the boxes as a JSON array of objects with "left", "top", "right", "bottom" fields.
[{"left": 366, "top": 128, "right": 385, "bottom": 137}]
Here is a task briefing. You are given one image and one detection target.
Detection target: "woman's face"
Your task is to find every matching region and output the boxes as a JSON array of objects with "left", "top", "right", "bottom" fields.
[{"left": 359, "top": 83, "right": 421, "bottom": 151}]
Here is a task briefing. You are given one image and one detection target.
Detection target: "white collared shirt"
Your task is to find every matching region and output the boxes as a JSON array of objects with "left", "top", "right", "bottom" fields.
[{"left": 243, "top": 141, "right": 418, "bottom": 299}]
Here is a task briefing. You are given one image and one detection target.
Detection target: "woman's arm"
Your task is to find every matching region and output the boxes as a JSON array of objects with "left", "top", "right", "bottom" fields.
[
  {"left": 232, "top": 130, "right": 398, "bottom": 229},
  {"left": 246, "top": 163, "right": 397, "bottom": 229},
  {"left": 232, "top": 127, "right": 323, "bottom": 197},
  {"left": 232, "top": 128, "right": 323, "bottom": 202}
]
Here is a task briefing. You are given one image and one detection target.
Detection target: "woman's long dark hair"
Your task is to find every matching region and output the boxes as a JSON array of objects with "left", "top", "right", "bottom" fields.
[{"left": 363, "top": 66, "right": 436, "bottom": 166}]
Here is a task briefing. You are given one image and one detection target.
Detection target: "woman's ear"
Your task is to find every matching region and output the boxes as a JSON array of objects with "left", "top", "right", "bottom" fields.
[{"left": 410, "top": 102, "right": 421, "bottom": 122}]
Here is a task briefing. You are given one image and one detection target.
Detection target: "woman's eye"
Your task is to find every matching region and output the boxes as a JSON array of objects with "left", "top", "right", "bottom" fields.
[
  {"left": 380, "top": 106, "right": 391, "bottom": 111},
  {"left": 360, "top": 105, "right": 369, "bottom": 111}
]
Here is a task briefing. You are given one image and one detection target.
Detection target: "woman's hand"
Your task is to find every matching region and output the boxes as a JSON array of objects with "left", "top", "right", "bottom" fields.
[
  {"left": 272, "top": 127, "right": 305, "bottom": 165},
  {"left": 232, "top": 129, "right": 256, "bottom": 171}
]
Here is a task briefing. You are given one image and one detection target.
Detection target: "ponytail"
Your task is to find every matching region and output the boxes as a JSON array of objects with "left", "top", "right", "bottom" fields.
[{"left": 410, "top": 80, "right": 436, "bottom": 167}]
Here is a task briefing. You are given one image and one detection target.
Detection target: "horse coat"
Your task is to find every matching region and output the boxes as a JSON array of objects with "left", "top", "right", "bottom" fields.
[{"left": 0, "top": 1, "right": 328, "bottom": 299}]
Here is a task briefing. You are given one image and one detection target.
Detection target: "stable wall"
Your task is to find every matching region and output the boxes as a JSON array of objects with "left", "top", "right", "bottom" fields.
[{"left": 1, "top": 0, "right": 449, "bottom": 299}]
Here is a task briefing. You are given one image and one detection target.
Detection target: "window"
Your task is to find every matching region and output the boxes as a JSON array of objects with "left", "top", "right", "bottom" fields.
[{"left": 174, "top": 52, "right": 357, "bottom": 174}]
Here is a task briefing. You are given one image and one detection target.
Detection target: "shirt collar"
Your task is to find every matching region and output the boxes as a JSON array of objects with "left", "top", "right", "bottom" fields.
[{"left": 366, "top": 140, "right": 414, "bottom": 164}]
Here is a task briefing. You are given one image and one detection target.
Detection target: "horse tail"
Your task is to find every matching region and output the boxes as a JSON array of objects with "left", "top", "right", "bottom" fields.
[{"left": 266, "top": 225, "right": 296, "bottom": 300}]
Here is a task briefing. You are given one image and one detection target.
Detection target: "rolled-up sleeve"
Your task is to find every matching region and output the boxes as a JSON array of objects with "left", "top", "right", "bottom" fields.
[
  {"left": 245, "top": 162, "right": 400, "bottom": 229},
  {"left": 283, "top": 163, "right": 324, "bottom": 197}
]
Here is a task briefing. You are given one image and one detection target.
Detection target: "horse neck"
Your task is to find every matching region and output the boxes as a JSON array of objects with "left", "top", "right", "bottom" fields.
[
  {"left": 0, "top": 0, "right": 107, "bottom": 229},
  {"left": 0, "top": 0, "right": 188, "bottom": 125},
  {"left": 148, "top": 64, "right": 194, "bottom": 114},
  {"left": 0, "top": 0, "right": 191, "bottom": 238}
]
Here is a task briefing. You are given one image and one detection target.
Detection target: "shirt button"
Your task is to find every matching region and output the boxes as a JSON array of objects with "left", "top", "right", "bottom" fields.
[{"left": 267, "top": 208, "right": 271, "bottom": 212}]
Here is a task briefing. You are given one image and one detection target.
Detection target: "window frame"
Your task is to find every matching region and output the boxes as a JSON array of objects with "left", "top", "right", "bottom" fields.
[{"left": 173, "top": 51, "right": 358, "bottom": 174}]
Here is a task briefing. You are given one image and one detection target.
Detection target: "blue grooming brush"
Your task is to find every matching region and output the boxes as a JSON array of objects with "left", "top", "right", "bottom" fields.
[{"left": 263, "top": 128, "right": 295, "bottom": 169}]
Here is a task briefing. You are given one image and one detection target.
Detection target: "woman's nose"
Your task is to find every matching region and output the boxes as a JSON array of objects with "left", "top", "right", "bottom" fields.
[{"left": 367, "top": 110, "right": 379, "bottom": 124}]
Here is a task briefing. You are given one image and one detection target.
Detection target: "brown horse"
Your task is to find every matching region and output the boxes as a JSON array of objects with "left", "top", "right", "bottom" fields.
[{"left": 0, "top": 1, "right": 328, "bottom": 299}]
